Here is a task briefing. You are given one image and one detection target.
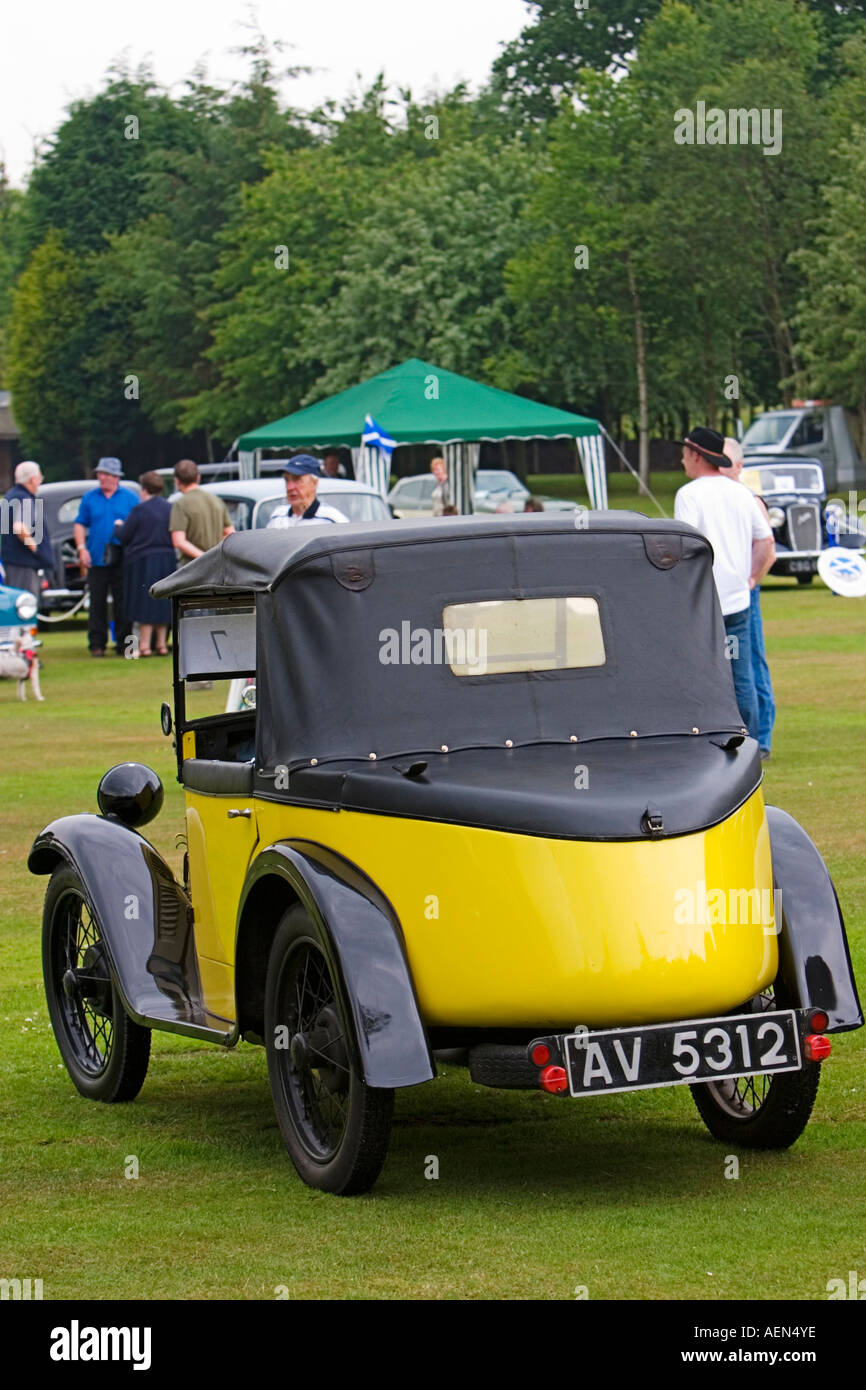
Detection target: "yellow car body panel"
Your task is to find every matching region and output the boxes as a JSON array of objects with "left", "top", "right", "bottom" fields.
[
  {"left": 196, "top": 955, "right": 237, "bottom": 1026},
  {"left": 250, "top": 788, "right": 777, "bottom": 1029},
  {"left": 185, "top": 792, "right": 259, "bottom": 968}
]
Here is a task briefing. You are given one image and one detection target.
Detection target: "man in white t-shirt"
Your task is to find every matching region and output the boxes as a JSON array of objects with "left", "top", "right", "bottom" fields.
[
  {"left": 674, "top": 427, "right": 774, "bottom": 740},
  {"left": 265, "top": 456, "right": 349, "bottom": 529},
  {"left": 721, "top": 437, "right": 776, "bottom": 760}
]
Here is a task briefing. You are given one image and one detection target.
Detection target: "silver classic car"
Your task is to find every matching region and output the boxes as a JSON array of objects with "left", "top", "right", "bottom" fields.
[
  {"left": 387, "top": 470, "right": 580, "bottom": 518},
  {"left": 200, "top": 478, "right": 392, "bottom": 530}
]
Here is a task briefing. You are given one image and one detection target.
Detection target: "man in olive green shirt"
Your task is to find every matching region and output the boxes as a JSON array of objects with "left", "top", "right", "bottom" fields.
[{"left": 170, "top": 460, "right": 234, "bottom": 564}]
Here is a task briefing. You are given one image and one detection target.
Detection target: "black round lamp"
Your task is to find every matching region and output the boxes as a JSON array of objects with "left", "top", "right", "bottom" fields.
[{"left": 97, "top": 763, "right": 164, "bottom": 827}]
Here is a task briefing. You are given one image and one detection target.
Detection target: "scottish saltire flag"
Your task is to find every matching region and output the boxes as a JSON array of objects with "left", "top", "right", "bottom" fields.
[
  {"left": 356, "top": 415, "right": 396, "bottom": 498},
  {"left": 361, "top": 415, "right": 396, "bottom": 459}
]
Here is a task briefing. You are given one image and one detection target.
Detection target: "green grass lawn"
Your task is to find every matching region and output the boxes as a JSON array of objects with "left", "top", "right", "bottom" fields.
[
  {"left": 534, "top": 468, "right": 683, "bottom": 515},
  {"left": 1, "top": 560, "right": 864, "bottom": 1301}
]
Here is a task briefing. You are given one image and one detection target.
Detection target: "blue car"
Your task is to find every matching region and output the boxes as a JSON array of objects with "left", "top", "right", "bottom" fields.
[{"left": 0, "top": 580, "right": 40, "bottom": 648}]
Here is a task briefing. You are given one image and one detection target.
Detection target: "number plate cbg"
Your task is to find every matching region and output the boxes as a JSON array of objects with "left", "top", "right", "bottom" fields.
[{"left": 563, "top": 1010, "right": 802, "bottom": 1097}]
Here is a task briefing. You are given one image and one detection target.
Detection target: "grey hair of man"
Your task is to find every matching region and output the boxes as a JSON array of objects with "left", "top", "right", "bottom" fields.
[{"left": 14, "top": 460, "right": 43, "bottom": 488}]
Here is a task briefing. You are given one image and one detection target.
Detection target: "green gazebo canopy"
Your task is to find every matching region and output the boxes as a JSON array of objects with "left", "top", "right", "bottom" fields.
[{"left": 236, "top": 358, "right": 601, "bottom": 450}]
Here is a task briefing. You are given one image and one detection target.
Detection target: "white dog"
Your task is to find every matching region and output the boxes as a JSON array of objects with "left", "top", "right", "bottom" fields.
[{"left": 0, "top": 633, "right": 44, "bottom": 701}]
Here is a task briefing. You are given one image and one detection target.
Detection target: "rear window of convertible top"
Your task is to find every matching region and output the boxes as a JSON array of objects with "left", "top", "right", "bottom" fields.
[{"left": 441, "top": 596, "right": 605, "bottom": 677}]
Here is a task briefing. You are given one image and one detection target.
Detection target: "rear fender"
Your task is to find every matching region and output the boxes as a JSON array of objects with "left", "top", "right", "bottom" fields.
[
  {"left": 28, "top": 815, "right": 230, "bottom": 1041},
  {"left": 237, "top": 842, "right": 434, "bottom": 1088},
  {"left": 768, "top": 806, "right": 862, "bottom": 1032}
]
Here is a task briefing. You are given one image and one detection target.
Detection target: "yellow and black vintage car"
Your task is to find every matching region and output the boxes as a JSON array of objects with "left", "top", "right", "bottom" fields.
[{"left": 30, "top": 514, "right": 862, "bottom": 1194}]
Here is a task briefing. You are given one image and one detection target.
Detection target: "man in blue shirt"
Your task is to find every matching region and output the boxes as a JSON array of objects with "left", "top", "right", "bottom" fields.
[
  {"left": 73, "top": 458, "right": 137, "bottom": 656},
  {"left": 1, "top": 460, "right": 54, "bottom": 597}
]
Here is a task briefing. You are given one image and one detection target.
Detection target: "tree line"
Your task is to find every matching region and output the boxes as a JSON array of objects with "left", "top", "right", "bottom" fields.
[{"left": 1, "top": 1, "right": 866, "bottom": 483}]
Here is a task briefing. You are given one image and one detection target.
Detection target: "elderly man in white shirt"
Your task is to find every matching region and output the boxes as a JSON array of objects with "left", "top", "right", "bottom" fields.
[
  {"left": 266, "top": 456, "right": 349, "bottom": 528},
  {"left": 674, "top": 427, "right": 775, "bottom": 743}
]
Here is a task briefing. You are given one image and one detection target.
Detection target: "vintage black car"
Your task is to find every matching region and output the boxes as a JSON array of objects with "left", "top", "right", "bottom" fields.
[
  {"left": 742, "top": 456, "right": 866, "bottom": 584},
  {"left": 35, "top": 480, "right": 139, "bottom": 613}
]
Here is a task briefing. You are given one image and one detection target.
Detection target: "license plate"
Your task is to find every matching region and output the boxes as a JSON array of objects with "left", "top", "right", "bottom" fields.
[
  {"left": 788, "top": 559, "right": 816, "bottom": 573},
  {"left": 562, "top": 1010, "right": 801, "bottom": 1097}
]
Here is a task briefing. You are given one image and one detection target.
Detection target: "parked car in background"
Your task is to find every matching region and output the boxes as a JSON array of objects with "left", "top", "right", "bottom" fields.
[
  {"left": 199, "top": 478, "right": 392, "bottom": 530},
  {"left": 388, "top": 469, "right": 580, "bottom": 518},
  {"left": 155, "top": 463, "right": 243, "bottom": 490},
  {"left": 741, "top": 457, "right": 866, "bottom": 585},
  {"left": 155, "top": 458, "right": 346, "bottom": 492},
  {"left": 35, "top": 480, "right": 139, "bottom": 614},
  {"left": 0, "top": 579, "right": 39, "bottom": 644},
  {"left": 742, "top": 403, "right": 866, "bottom": 491}
]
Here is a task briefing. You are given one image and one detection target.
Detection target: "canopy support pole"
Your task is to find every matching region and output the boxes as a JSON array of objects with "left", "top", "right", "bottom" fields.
[
  {"left": 598, "top": 425, "right": 669, "bottom": 518},
  {"left": 576, "top": 433, "right": 609, "bottom": 510}
]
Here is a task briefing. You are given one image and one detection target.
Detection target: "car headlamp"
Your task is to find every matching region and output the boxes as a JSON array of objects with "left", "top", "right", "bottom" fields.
[
  {"left": 767, "top": 506, "right": 785, "bottom": 529},
  {"left": 824, "top": 501, "right": 846, "bottom": 535},
  {"left": 15, "top": 592, "right": 38, "bottom": 621}
]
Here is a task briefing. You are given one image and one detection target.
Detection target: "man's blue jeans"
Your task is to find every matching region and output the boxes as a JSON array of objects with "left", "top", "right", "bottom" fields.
[
  {"left": 749, "top": 587, "right": 775, "bottom": 755},
  {"left": 724, "top": 604, "right": 760, "bottom": 741}
]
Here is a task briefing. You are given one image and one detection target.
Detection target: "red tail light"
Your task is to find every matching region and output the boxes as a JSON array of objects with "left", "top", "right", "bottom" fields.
[
  {"left": 804, "top": 1034, "right": 831, "bottom": 1062},
  {"left": 539, "top": 1065, "right": 568, "bottom": 1094},
  {"left": 531, "top": 1043, "right": 551, "bottom": 1066},
  {"left": 808, "top": 1010, "right": 829, "bottom": 1034}
]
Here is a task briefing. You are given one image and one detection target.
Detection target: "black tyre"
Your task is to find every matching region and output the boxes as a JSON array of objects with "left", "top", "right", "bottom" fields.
[
  {"left": 264, "top": 906, "right": 393, "bottom": 1195},
  {"left": 43, "top": 864, "right": 151, "bottom": 1102},
  {"left": 690, "top": 987, "right": 820, "bottom": 1149},
  {"left": 795, "top": 573, "right": 814, "bottom": 586}
]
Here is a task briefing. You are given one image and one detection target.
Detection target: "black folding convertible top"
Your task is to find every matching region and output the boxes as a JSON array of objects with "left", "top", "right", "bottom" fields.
[{"left": 154, "top": 513, "right": 747, "bottom": 778}]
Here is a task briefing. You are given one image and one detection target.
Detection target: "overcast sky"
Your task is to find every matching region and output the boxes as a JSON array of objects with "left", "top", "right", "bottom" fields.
[{"left": 0, "top": 0, "right": 530, "bottom": 187}]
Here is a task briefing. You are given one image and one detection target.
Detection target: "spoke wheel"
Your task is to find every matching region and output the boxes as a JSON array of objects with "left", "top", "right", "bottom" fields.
[
  {"left": 691, "top": 986, "right": 820, "bottom": 1149},
  {"left": 265, "top": 906, "right": 393, "bottom": 1194},
  {"left": 43, "top": 864, "right": 150, "bottom": 1102}
]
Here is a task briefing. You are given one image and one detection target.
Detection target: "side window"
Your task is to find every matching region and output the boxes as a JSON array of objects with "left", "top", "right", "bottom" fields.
[
  {"left": 419, "top": 477, "right": 437, "bottom": 501},
  {"left": 178, "top": 602, "right": 257, "bottom": 762},
  {"left": 334, "top": 493, "right": 390, "bottom": 521},
  {"left": 179, "top": 604, "right": 255, "bottom": 681},
  {"left": 397, "top": 480, "right": 422, "bottom": 503},
  {"left": 221, "top": 499, "right": 252, "bottom": 531},
  {"left": 58, "top": 495, "right": 88, "bottom": 523},
  {"left": 790, "top": 413, "right": 824, "bottom": 448}
]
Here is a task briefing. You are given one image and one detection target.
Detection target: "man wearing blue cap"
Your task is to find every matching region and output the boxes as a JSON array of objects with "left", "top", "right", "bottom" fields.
[
  {"left": 73, "top": 458, "right": 137, "bottom": 656},
  {"left": 266, "top": 456, "right": 349, "bottom": 528}
]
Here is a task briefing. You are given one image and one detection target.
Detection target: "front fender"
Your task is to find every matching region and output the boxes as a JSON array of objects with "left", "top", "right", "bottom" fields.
[
  {"left": 29, "top": 815, "right": 231, "bottom": 1042},
  {"left": 768, "top": 806, "right": 862, "bottom": 1032},
  {"left": 238, "top": 842, "right": 434, "bottom": 1088}
]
